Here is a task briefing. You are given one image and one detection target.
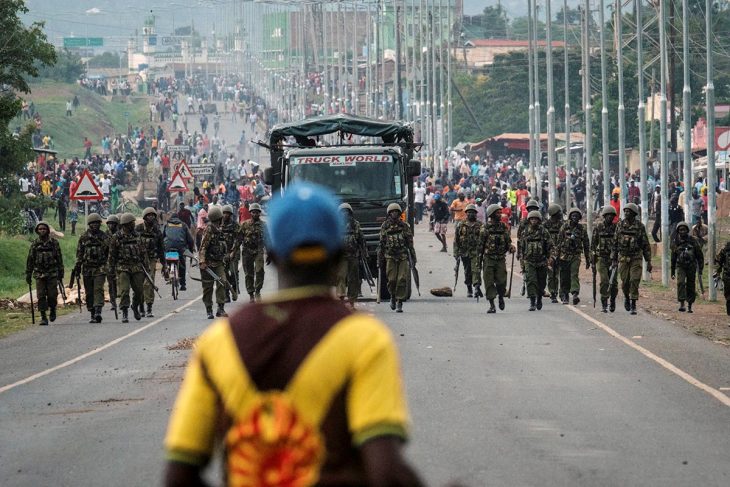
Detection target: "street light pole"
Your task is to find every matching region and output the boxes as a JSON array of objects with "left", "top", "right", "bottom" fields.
[
  {"left": 637, "top": 0, "right": 650, "bottom": 281},
  {"left": 528, "top": 0, "right": 536, "bottom": 198},
  {"left": 706, "top": 0, "right": 717, "bottom": 300},
  {"left": 546, "top": 0, "right": 557, "bottom": 204},
  {"left": 599, "top": 0, "right": 609, "bottom": 209},
  {"left": 564, "top": 0, "right": 572, "bottom": 211},
  {"left": 583, "top": 0, "right": 593, "bottom": 239},
  {"left": 659, "top": 0, "right": 669, "bottom": 286},
  {"left": 616, "top": 0, "right": 626, "bottom": 212},
  {"left": 532, "top": 0, "right": 542, "bottom": 203},
  {"left": 682, "top": 0, "right": 692, "bottom": 224}
]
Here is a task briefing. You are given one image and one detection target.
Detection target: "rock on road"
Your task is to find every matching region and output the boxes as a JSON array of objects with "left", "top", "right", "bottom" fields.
[{"left": 1, "top": 224, "right": 729, "bottom": 487}]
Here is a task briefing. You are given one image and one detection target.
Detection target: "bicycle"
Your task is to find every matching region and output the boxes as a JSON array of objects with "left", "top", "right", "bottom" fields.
[{"left": 165, "top": 251, "right": 180, "bottom": 300}]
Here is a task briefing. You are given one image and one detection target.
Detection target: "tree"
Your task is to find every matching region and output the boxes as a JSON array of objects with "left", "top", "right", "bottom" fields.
[
  {"left": 88, "top": 51, "right": 127, "bottom": 69},
  {"left": 36, "top": 49, "right": 84, "bottom": 83},
  {"left": 555, "top": 6, "right": 582, "bottom": 25},
  {"left": 0, "top": 0, "right": 56, "bottom": 178},
  {"left": 511, "top": 17, "right": 546, "bottom": 40},
  {"left": 482, "top": 5, "right": 509, "bottom": 39}
]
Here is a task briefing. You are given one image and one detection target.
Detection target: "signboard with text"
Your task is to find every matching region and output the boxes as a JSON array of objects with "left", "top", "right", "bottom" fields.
[{"left": 63, "top": 37, "right": 104, "bottom": 48}]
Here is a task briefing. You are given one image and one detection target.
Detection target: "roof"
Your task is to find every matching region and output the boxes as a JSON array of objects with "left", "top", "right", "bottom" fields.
[
  {"left": 488, "top": 132, "right": 585, "bottom": 142},
  {"left": 269, "top": 113, "right": 413, "bottom": 145},
  {"left": 465, "top": 39, "right": 566, "bottom": 48}
]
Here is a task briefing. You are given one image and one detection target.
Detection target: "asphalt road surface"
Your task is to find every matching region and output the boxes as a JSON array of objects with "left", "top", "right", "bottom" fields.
[{"left": 1, "top": 224, "right": 729, "bottom": 487}]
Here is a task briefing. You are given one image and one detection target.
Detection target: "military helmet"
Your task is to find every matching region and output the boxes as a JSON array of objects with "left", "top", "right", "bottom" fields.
[
  {"left": 87, "top": 213, "right": 102, "bottom": 224},
  {"left": 387, "top": 203, "right": 402, "bottom": 215},
  {"left": 208, "top": 206, "right": 223, "bottom": 222},
  {"left": 601, "top": 205, "right": 617, "bottom": 216},
  {"left": 465, "top": 204, "right": 477, "bottom": 212},
  {"left": 568, "top": 208, "right": 582, "bottom": 219},
  {"left": 676, "top": 221, "right": 690, "bottom": 232},
  {"left": 486, "top": 204, "right": 502, "bottom": 217},
  {"left": 339, "top": 203, "right": 353, "bottom": 213},
  {"left": 527, "top": 210, "right": 542, "bottom": 221},
  {"left": 526, "top": 199, "right": 539, "bottom": 210},
  {"left": 35, "top": 221, "right": 50, "bottom": 233},
  {"left": 624, "top": 202, "right": 639, "bottom": 215},
  {"left": 547, "top": 204, "right": 562, "bottom": 216},
  {"left": 106, "top": 214, "right": 119, "bottom": 224},
  {"left": 222, "top": 205, "right": 233, "bottom": 214},
  {"left": 249, "top": 203, "right": 262, "bottom": 212},
  {"left": 142, "top": 207, "right": 157, "bottom": 218},
  {"left": 120, "top": 213, "right": 136, "bottom": 225}
]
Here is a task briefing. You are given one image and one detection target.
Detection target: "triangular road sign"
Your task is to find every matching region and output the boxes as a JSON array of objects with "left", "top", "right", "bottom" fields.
[
  {"left": 167, "top": 169, "right": 189, "bottom": 192},
  {"left": 70, "top": 169, "right": 104, "bottom": 201},
  {"left": 176, "top": 159, "right": 193, "bottom": 180}
]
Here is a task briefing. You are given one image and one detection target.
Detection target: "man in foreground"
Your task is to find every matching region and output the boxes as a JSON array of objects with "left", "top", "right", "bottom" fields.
[{"left": 164, "top": 182, "right": 424, "bottom": 487}]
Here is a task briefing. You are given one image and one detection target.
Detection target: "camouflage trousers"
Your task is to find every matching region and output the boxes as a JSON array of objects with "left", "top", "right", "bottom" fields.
[
  {"left": 482, "top": 256, "right": 507, "bottom": 300},
  {"left": 242, "top": 252, "right": 264, "bottom": 295},
  {"left": 117, "top": 270, "right": 144, "bottom": 310},
  {"left": 460, "top": 255, "right": 482, "bottom": 287},
  {"left": 35, "top": 276, "right": 58, "bottom": 312},
  {"left": 336, "top": 256, "right": 361, "bottom": 302},
  {"left": 524, "top": 262, "right": 547, "bottom": 299},
  {"left": 143, "top": 265, "right": 157, "bottom": 305},
  {"left": 386, "top": 257, "right": 410, "bottom": 301},
  {"left": 597, "top": 258, "right": 618, "bottom": 299},
  {"left": 559, "top": 255, "right": 581, "bottom": 296},
  {"left": 676, "top": 265, "right": 697, "bottom": 303},
  {"left": 202, "top": 262, "right": 227, "bottom": 307},
  {"left": 83, "top": 272, "right": 106, "bottom": 311},
  {"left": 619, "top": 257, "right": 643, "bottom": 300}
]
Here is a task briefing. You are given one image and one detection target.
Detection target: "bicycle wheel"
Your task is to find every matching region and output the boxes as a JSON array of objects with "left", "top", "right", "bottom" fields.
[{"left": 170, "top": 264, "right": 179, "bottom": 300}]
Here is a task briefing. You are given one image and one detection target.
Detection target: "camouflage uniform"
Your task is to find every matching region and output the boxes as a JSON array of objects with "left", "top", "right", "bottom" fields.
[
  {"left": 670, "top": 223, "right": 704, "bottom": 311},
  {"left": 543, "top": 209, "right": 563, "bottom": 301},
  {"left": 519, "top": 213, "right": 552, "bottom": 310},
  {"left": 108, "top": 227, "right": 146, "bottom": 322},
  {"left": 591, "top": 215, "right": 618, "bottom": 311},
  {"left": 199, "top": 221, "right": 229, "bottom": 315},
  {"left": 236, "top": 219, "right": 266, "bottom": 299},
  {"left": 136, "top": 220, "right": 165, "bottom": 313},
  {"left": 453, "top": 218, "right": 484, "bottom": 296},
  {"left": 715, "top": 241, "right": 730, "bottom": 315},
  {"left": 555, "top": 214, "right": 590, "bottom": 303},
  {"left": 75, "top": 226, "right": 111, "bottom": 322},
  {"left": 378, "top": 217, "right": 415, "bottom": 306},
  {"left": 25, "top": 227, "right": 64, "bottom": 325},
  {"left": 480, "top": 220, "right": 512, "bottom": 306},
  {"left": 611, "top": 207, "right": 652, "bottom": 314},
  {"left": 337, "top": 214, "right": 365, "bottom": 303},
  {"left": 221, "top": 217, "right": 239, "bottom": 301}
]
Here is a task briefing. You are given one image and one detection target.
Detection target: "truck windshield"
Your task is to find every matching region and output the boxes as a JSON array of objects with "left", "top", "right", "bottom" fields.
[{"left": 288, "top": 155, "right": 402, "bottom": 200}]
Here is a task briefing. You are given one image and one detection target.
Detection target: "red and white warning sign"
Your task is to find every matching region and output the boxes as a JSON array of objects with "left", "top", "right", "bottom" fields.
[
  {"left": 715, "top": 127, "right": 730, "bottom": 151},
  {"left": 70, "top": 169, "right": 104, "bottom": 201},
  {"left": 167, "top": 169, "right": 189, "bottom": 193},
  {"left": 176, "top": 159, "right": 193, "bottom": 180}
]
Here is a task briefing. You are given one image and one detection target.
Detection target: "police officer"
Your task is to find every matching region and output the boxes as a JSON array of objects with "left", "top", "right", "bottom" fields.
[
  {"left": 480, "top": 204, "right": 515, "bottom": 313},
  {"left": 543, "top": 203, "right": 563, "bottom": 303},
  {"left": 453, "top": 204, "right": 484, "bottom": 298},
  {"left": 136, "top": 207, "right": 166, "bottom": 317},
  {"left": 336, "top": 203, "right": 365, "bottom": 307},
  {"left": 671, "top": 222, "right": 704, "bottom": 313},
  {"left": 556, "top": 208, "right": 590, "bottom": 305},
  {"left": 163, "top": 212, "right": 194, "bottom": 291},
  {"left": 714, "top": 240, "right": 730, "bottom": 316},
  {"left": 106, "top": 214, "right": 119, "bottom": 236},
  {"left": 591, "top": 206, "right": 619, "bottom": 313},
  {"left": 517, "top": 199, "right": 541, "bottom": 247},
  {"left": 74, "top": 213, "right": 111, "bottom": 323},
  {"left": 611, "top": 203, "right": 652, "bottom": 315},
  {"left": 25, "top": 221, "right": 63, "bottom": 326},
  {"left": 220, "top": 205, "right": 239, "bottom": 302},
  {"left": 108, "top": 213, "right": 145, "bottom": 323},
  {"left": 378, "top": 203, "right": 415, "bottom": 313},
  {"left": 106, "top": 214, "right": 119, "bottom": 312},
  {"left": 520, "top": 210, "right": 553, "bottom": 311},
  {"left": 199, "top": 206, "right": 229, "bottom": 319},
  {"left": 235, "top": 202, "right": 266, "bottom": 303}
]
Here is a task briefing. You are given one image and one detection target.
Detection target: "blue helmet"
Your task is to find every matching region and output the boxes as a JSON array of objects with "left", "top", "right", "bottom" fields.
[{"left": 433, "top": 193, "right": 441, "bottom": 201}]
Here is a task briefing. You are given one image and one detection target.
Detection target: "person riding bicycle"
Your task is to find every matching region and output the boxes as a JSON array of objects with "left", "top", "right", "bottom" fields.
[{"left": 163, "top": 213, "right": 195, "bottom": 291}]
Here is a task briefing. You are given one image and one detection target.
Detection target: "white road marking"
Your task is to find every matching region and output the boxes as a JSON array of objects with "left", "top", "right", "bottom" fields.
[
  {"left": 569, "top": 306, "right": 730, "bottom": 407},
  {"left": 0, "top": 295, "right": 203, "bottom": 395}
]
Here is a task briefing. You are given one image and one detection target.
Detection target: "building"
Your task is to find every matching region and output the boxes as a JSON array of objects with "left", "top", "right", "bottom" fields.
[{"left": 461, "top": 39, "right": 566, "bottom": 69}]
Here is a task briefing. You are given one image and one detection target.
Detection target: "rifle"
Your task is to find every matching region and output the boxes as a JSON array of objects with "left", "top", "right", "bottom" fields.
[
  {"left": 407, "top": 249, "right": 421, "bottom": 297},
  {"left": 592, "top": 259, "right": 597, "bottom": 308},
  {"left": 713, "top": 273, "right": 724, "bottom": 290},
  {"left": 609, "top": 262, "right": 619, "bottom": 294},
  {"left": 58, "top": 280, "right": 67, "bottom": 306},
  {"left": 184, "top": 249, "right": 232, "bottom": 290},
  {"left": 697, "top": 261, "right": 705, "bottom": 295},
  {"left": 141, "top": 265, "right": 163, "bottom": 298},
  {"left": 376, "top": 254, "right": 382, "bottom": 304},
  {"left": 28, "top": 281, "right": 35, "bottom": 325},
  {"left": 453, "top": 256, "right": 460, "bottom": 293},
  {"left": 506, "top": 251, "right": 515, "bottom": 299},
  {"left": 68, "top": 267, "right": 83, "bottom": 313},
  {"left": 109, "top": 274, "right": 118, "bottom": 320},
  {"left": 359, "top": 254, "right": 375, "bottom": 293}
]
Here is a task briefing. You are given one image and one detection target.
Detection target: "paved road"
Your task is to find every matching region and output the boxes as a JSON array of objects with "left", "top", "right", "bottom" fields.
[{"left": 1, "top": 224, "right": 729, "bottom": 487}]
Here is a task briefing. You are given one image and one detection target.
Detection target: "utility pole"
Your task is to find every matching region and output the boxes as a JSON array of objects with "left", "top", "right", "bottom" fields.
[
  {"left": 637, "top": 0, "right": 649, "bottom": 281},
  {"left": 706, "top": 0, "right": 717, "bottom": 300},
  {"left": 533, "top": 0, "right": 542, "bottom": 203},
  {"left": 528, "top": 0, "right": 537, "bottom": 198},
  {"left": 430, "top": 6, "right": 438, "bottom": 170},
  {"left": 395, "top": 1, "right": 403, "bottom": 119},
  {"left": 564, "top": 0, "right": 572, "bottom": 211},
  {"left": 659, "top": 0, "right": 669, "bottom": 286},
  {"left": 682, "top": 0, "right": 692, "bottom": 223},
  {"left": 599, "top": 0, "right": 609, "bottom": 209},
  {"left": 668, "top": 0, "right": 677, "bottom": 155},
  {"left": 583, "top": 0, "right": 593, "bottom": 238},
  {"left": 447, "top": 0, "right": 453, "bottom": 154},
  {"left": 616, "top": 0, "right": 626, "bottom": 211},
  {"left": 546, "top": 0, "right": 557, "bottom": 204}
]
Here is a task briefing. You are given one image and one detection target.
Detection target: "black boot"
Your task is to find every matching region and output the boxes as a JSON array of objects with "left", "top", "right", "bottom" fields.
[
  {"left": 678, "top": 300, "right": 686, "bottom": 312},
  {"left": 396, "top": 301, "right": 403, "bottom": 313},
  {"left": 132, "top": 304, "right": 141, "bottom": 321},
  {"left": 550, "top": 293, "right": 558, "bottom": 304},
  {"left": 498, "top": 295, "right": 505, "bottom": 311},
  {"left": 630, "top": 299, "right": 637, "bottom": 315},
  {"left": 390, "top": 296, "right": 396, "bottom": 311},
  {"left": 609, "top": 294, "right": 617, "bottom": 313},
  {"left": 467, "top": 285, "right": 473, "bottom": 298},
  {"left": 39, "top": 310, "right": 49, "bottom": 326},
  {"left": 487, "top": 299, "right": 496, "bottom": 313},
  {"left": 601, "top": 298, "right": 608, "bottom": 313},
  {"left": 95, "top": 306, "right": 102, "bottom": 323},
  {"left": 179, "top": 283, "right": 186, "bottom": 291},
  {"left": 146, "top": 304, "right": 154, "bottom": 318},
  {"left": 572, "top": 292, "right": 580, "bottom": 305},
  {"left": 624, "top": 295, "right": 631, "bottom": 311},
  {"left": 121, "top": 308, "right": 129, "bottom": 323},
  {"left": 687, "top": 302, "right": 693, "bottom": 313},
  {"left": 249, "top": 293, "right": 255, "bottom": 303},
  {"left": 561, "top": 293, "right": 569, "bottom": 305},
  {"left": 89, "top": 310, "right": 96, "bottom": 323},
  {"left": 206, "top": 306, "right": 214, "bottom": 319},
  {"left": 49, "top": 306, "right": 56, "bottom": 322},
  {"left": 536, "top": 295, "right": 543, "bottom": 310},
  {"left": 726, "top": 301, "right": 730, "bottom": 316},
  {"left": 529, "top": 297, "right": 536, "bottom": 311},
  {"left": 216, "top": 304, "right": 228, "bottom": 317}
]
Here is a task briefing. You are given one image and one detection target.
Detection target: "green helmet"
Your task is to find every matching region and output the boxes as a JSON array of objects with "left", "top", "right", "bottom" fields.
[
  {"left": 222, "top": 205, "right": 233, "bottom": 214},
  {"left": 526, "top": 199, "right": 539, "bottom": 210},
  {"left": 106, "top": 214, "right": 119, "bottom": 224},
  {"left": 208, "top": 206, "right": 223, "bottom": 222},
  {"left": 528, "top": 210, "right": 542, "bottom": 221},
  {"left": 35, "top": 221, "right": 50, "bottom": 233},
  {"left": 624, "top": 203, "right": 639, "bottom": 215},
  {"left": 249, "top": 203, "right": 262, "bottom": 212},
  {"left": 120, "top": 213, "right": 136, "bottom": 225},
  {"left": 568, "top": 208, "right": 583, "bottom": 219},
  {"left": 387, "top": 203, "right": 402, "bottom": 214},
  {"left": 676, "top": 221, "right": 690, "bottom": 232},
  {"left": 87, "top": 213, "right": 102, "bottom": 224},
  {"left": 339, "top": 203, "right": 353, "bottom": 213},
  {"left": 465, "top": 204, "right": 477, "bottom": 212},
  {"left": 486, "top": 204, "right": 502, "bottom": 217},
  {"left": 547, "top": 204, "right": 562, "bottom": 216},
  {"left": 601, "top": 205, "right": 617, "bottom": 216},
  {"left": 142, "top": 207, "right": 157, "bottom": 218}
]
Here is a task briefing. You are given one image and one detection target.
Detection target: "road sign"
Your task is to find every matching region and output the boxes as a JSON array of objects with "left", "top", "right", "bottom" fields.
[
  {"left": 167, "top": 145, "right": 190, "bottom": 153},
  {"left": 63, "top": 37, "right": 104, "bottom": 48},
  {"left": 167, "top": 169, "right": 189, "bottom": 193},
  {"left": 176, "top": 160, "right": 193, "bottom": 180},
  {"left": 190, "top": 164, "right": 215, "bottom": 176},
  {"left": 70, "top": 169, "right": 104, "bottom": 201},
  {"left": 124, "top": 111, "right": 130, "bottom": 118},
  {"left": 715, "top": 127, "right": 730, "bottom": 151}
]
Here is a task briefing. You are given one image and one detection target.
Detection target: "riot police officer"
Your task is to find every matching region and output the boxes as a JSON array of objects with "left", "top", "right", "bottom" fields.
[
  {"left": 199, "top": 206, "right": 229, "bottom": 318},
  {"left": 221, "top": 205, "right": 239, "bottom": 302},
  {"left": 591, "top": 206, "right": 619, "bottom": 313},
  {"left": 378, "top": 203, "right": 415, "bottom": 313},
  {"left": 715, "top": 240, "right": 730, "bottom": 315},
  {"left": 611, "top": 203, "right": 652, "bottom": 315},
  {"left": 135, "top": 207, "right": 166, "bottom": 317},
  {"left": 520, "top": 210, "right": 553, "bottom": 311},
  {"left": 234, "top": 202, "right": 266, "bottom": 302},
  {"left": 108, "top": 213, "right": 146, "bottom": 323},
  {"left": 556, "top": 208, "right": 590, "bottom": 305},
  {"left": 106, "top": 214, "right": 119, "bottom": 312},
  {"left": 671, "top": 222, "right": 704, "bottom": 313},
  {"left": 337, "top": 203, "right": 365, "bottom": 307},
  {"left": 25, "top": 221, "right": 64, "bottom": 326},
  {"left": 543, "top": 203, "right": 563, "bottom": 303},
  {"left": 453, "top": 204, "right": 484, "bottom": 298},
  {"left": 480, "top": 204, "right": 515, "bottom": 313},
  {"left": 74, "top": 213, "right": 111, "bottom": 323}
]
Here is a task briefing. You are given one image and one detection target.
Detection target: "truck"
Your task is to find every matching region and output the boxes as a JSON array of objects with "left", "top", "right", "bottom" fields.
[{"left": 264, "top": 113, "right": 422, "bottom": 298}]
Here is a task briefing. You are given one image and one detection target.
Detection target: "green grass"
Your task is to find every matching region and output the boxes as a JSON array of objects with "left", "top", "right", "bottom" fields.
[{"left": 19, "top": 81, "right": 150, "bottom": 158}]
